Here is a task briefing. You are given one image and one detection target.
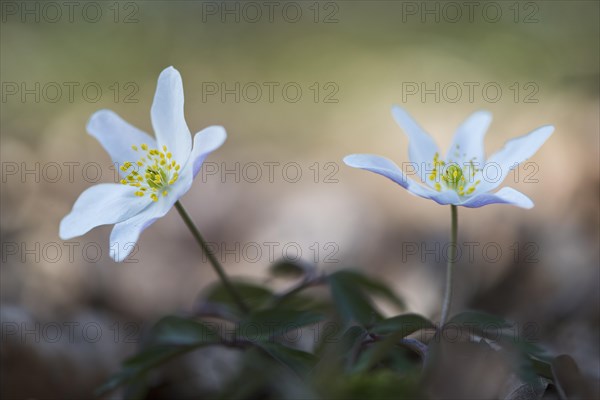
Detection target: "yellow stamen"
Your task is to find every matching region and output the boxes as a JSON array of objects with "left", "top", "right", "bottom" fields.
[
  {"left": 430, "top": 153, "right": 482, "bottom": 197},
  {"left": 120, "top": 143, "right": 182, "bottom": 199}
]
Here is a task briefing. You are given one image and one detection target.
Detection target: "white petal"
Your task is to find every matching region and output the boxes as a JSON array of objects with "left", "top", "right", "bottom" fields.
[
  {"left": 108, "top": 127, "right": 223, "bottom": 258},
  {"left": 167, "top": 126, "right": 227, "bottom": 203},
  {"left": 428, "top": 190, "right": 462, "bottom": 206},
  {"left": 344, "top": 154, "right": 426, "bottom": 193},
  {"left": 161, "top": 168, "right": 194, "bottom": 211},
  {"left": 459, "top": 187, "right": 534, "bottom": 209},
  {"left": 151, "top": 66, "right": 192, "bottom": 164},
  {"left": 87, "top": 110, "right": 156, "bottom": 167},
  {"left": 343, "top": 154, "right": 460, "bottom": 205},
  {"left": 391, "top": 106, "right": 440, "bottom": 180},
  {"left": 189, "top": 126, "right": 227, "bottom": 178},
  {"left": 59, "top": 184, "right": 152, "bottom": 240},
  {"left": 476, "top": 125, "right": 554, "bottom": 193},
  {"left": 445, "top": 110, "right": 492, "bottom": 164},
  {"left": 109, "top": 197, "right": 174, "bottom": 262}
]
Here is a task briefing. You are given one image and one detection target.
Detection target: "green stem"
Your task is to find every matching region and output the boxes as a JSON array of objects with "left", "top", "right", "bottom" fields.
[
  {"left": 174, "top": 201, "right": 249, "bottom": 313},
  {"left": 440, "top": 205, "right": 458, "bottom": 326}
]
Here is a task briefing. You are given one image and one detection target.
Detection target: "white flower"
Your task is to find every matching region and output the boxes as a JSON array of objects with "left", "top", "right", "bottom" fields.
[
  {"left": 344, "top": 106, "right": 554, "bottom": 208},
  {"left": 59, "top": 67, "right": 226, "bottom": 262}
]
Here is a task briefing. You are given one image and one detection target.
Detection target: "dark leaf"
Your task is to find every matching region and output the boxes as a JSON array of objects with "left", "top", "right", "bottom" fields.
[
  {"left": 149, "top": 315, "right": 222, "bottom": 346},
  {"left": 311, "top": 325, "right": 367, "bottom": 377},
  {"left": 339, "top": 326, "right": 369, "bottom": 353},
  {"left": 448, "top": 312, "right": 554, "bottom": 386},
  {"left": 97, "top": 317, "right": 222, "bottom": 396},
  {"left": 201, "top": 280, "right": 273, "bottom": 313},
  {"left": 269, "top": 259, "right": 316, "bottom": 278},
  {"left": 236, "top": 309, "right": 324, "bottom": 342},
  {"left": 274, "top": 293, "right": 334, "bottom": 314},
  {"left": 371, "top": 313, "right": 435, "bottom": 336},
  {"left": 328, "top": 271, "right": 382, "bottom": 326},
  {"left": 324, "top": 370, "right": 423, "bottom": 399},
  {"left": 529, "top": 355, "right": 554, "bottom": 380},
  {"left": 96, "top": 345, "right": 192, "bottom": 396},
  {"left": 334, "top": 270, "right": 405, "bottom": 309},
  {"left": 352, "top": 331, "right": 423, "bottom": 373},
  {"left": 256, "top": 342, "right": 317, "bottom": 376}
]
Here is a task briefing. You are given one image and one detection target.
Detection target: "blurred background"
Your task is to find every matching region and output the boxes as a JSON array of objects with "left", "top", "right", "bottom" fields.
[{"left": 1, "top": 0, "right": 598, "bottom": 398}]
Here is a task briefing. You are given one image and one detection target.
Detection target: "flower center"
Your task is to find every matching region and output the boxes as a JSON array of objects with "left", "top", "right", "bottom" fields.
[
  {"left": 120, "top": 144, "right": 181, "bottom": 202},
  {"left": 428, "top": 152, "right": 480, "bottom": 196}
]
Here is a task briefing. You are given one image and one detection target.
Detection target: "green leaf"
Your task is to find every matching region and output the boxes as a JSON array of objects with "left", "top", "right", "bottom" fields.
[
  {"left": 354, "top": 345, "right": 418, "bottom": 375},
  {"left": 149, "top": 315, "right": 222, "bottom": 346},
  {"left": 269, "top": 259, "right": 315, "bottom": 278},
  {"left": 496, "top": 332, "right": 552, "bottom": 386},
  {"left": 97, "top": 316, "right": 222, "bottom": 396},
  {"left": 448, "top": 311, "right": 549, "bottom": 362},
  {"left": 215, "top": 349, "right": 271, "bottom": 400},
  {"left": 508, "top": 337, "right": 548, "bottom": 357},
  {"left": 236, "top": 309, "right": 324, "bottom": 342},
  {"left": 121, "top": 344, "right": 192, "bottom": 369},
  {"left": 201, "top": 280, "right": 273, "bottom": 313},
  {"left": 508, "top": 349, "right": 588, "bottom": 394},
  {"left": 334, "top": 270, "right": 405, "bottom": 309},
  {"left": 256, "top": 342, "right": 317, "bottom": 376},
  {"left": 96, "top": 345, "right": 191, "bottom": 396},
  {"left": 321, "top": 325, "right": 369, "bottom": 372},
  {"left": 325, "top": 370, "right": 423, "bottom": 399},
  {"left": 96, "top": 366, "right": 138, "bottom": 396},
  {"left": 220, "top": 346, "right": 319, "bottom": 400},
  {"left": 274, "top": 293, "right": 334, "bottom": 314},
  {"left": 339, "top": 326, "right": 369, "bottom": 353},
  {"left": 512, "top": 350, "right": 546, "bottom": 385},
  {"left": 448, "top": 311, "right": 555, "bottom": 385},
  {"left": 370, "top": 313, "right": 435, "bottom": 336},
  {"left": 351, "top": 330, "right": 422, "bottom": 374},
  {"left": 328, "top": 271, "right": 382, "bottom": 326},
  {"left": 529, "top": 355, "right": 554, "bottom": 380}
]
